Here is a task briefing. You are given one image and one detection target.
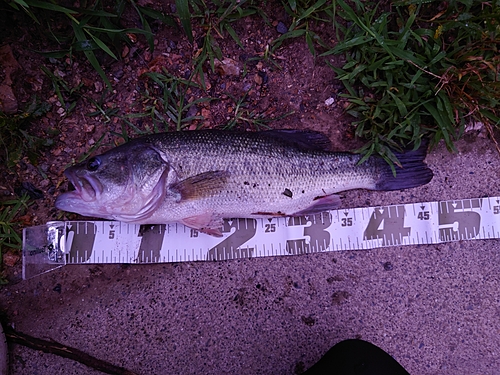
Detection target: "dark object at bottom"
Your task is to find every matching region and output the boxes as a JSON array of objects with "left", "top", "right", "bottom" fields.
[{"left": 303, "top": 339, "right": 410, "bottom": 375}]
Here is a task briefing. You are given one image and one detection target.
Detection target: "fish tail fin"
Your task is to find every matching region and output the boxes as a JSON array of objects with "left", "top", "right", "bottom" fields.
[{"left": 375, "top": 140, "right": 433, "bottom": 191}]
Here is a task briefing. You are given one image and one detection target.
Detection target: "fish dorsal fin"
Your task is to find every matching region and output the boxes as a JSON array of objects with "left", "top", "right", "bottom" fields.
[
  {"left": 264, "top": 130, "right": 332, "bottom": 151},
  {"left": 171, "top": 170, "right": 230, "bottom": 200}
]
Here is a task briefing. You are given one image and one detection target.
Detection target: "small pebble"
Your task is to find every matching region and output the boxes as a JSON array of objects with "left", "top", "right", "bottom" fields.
[
  {"left": 94, "top": 82, "right": 103, "bottom": 93},
  {"left": 214, "top": 58, "right": 241, "bottom": 76},
  {"left": 121, "top": 45, "right": 129, "bottom": 58},
  {"left": 186, "top": 105, "right": 198, "bottom": 118},
  {"left": 257, "top": 71, "right": 268, "bottom": 84},
  {"left": 325, "top": 97, "right": 335, "bottom": 106},
  {"left": 276, "top": 21, "right": 288, "bottom": 34}
]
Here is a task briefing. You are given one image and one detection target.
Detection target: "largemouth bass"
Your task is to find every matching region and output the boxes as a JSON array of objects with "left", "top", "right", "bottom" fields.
[{"left": 55, "top": 130, "right": 433, "bottom": 236}]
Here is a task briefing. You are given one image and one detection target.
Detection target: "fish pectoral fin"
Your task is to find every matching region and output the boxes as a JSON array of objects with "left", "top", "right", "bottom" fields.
[
  {"left": 171, "top": 170, "right": 230, "bottom": 201},
  {"left": 181, "top": 213, "right": 223, "bottom": 237},
  {"left": 292, "top": 194, "right": 342, "bottom": 215}
]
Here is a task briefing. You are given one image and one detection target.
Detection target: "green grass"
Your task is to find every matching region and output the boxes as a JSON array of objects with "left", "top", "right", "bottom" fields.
[
  {"left": 175, "top": 0, "right": 267, "bottom": 89},
  {"left": 0, "top": 98, "right": 53, "bottom": 168},
  {"left": 120, "top": 69, "right": 212, "bottom": 139},
  {"left": 174, "top": 0, "right": 332, "bottom": 81},
  {"left": 41, "top": 66, "right": 82, "bottom": 116},
  {"left": 272, "top": 0, "right": 333, "bottom": 57},
  {"left": 222, "top": 92, "right": 293, "bottom": 130},
  {"left": 0, "top": 194, "right": 31, "bottom": 284},
  {"left": 324, "top": 0, "right": 500, "bottom": 164},
  {"left": 6, "top": 0, "right": 174, "bottom": 89}
]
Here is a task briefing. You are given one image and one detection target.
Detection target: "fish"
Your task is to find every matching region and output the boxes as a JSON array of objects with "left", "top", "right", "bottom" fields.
[{"left": 55, "top": 130, "right": 433, "bottom": 236}]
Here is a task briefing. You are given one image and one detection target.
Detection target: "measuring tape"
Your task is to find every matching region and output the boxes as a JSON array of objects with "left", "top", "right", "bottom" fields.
[{"left": 22, "top": 196, "right": 500, "bottom": 279}]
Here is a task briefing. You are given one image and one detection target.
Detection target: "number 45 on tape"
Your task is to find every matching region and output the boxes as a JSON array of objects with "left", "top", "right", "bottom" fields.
[{"left": 22, "top": 197, "right": 500, "bottom": 279}]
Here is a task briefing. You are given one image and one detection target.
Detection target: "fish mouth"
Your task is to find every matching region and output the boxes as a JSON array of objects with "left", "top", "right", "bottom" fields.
[{"left": 57, "top": 168, "right": 103, "bottom": 204}]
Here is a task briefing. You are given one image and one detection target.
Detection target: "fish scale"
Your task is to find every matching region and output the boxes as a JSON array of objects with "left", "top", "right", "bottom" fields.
[
  {"left": 153, "top": 132, "right": 370, "bottom": 198},
  {"left": 146, "top": 133, "right": 377, "bottom": 221}
]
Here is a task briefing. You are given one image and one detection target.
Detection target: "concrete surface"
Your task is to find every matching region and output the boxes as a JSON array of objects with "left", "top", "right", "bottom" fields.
[{"left": 1, "top": 137, "right": 499, "bottom": 375}]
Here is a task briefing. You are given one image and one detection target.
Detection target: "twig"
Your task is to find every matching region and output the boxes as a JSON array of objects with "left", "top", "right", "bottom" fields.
[
  {"left": 406, "top": 59, "right": 451, "bottom": 95},
  {"left": 4, "top": 325, "right": 138, "bottom": 375}
]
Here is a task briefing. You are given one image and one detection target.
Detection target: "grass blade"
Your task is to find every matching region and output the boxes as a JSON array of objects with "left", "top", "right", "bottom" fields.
[
  {"left": 138, "top": 6, "right": 176, "bottom": 27},
  {"left": 296, "top": 0, "right": 328, "bottom": 24},
  {"left": 223, "top": 23, "right": 243, "bottom": 48},
  {"left": 88, "top": 33, "right": 118, "bottom": 60},
  {"left": 176, "top": 0, "right": 193, "bottom": 43},
  {"left": 72, "top": 21, "right": 112, "bottom": 90},
  {"left": 26, "top": 0, "right": 77, "bottom": 14},
  {"left": 387, "top": 90, "right": 408, "bottom": 117}
]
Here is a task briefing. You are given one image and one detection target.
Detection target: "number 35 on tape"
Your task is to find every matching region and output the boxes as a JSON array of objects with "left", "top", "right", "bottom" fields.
[{"left": 22, "top": 197, "right": 500, "bottom": 279}]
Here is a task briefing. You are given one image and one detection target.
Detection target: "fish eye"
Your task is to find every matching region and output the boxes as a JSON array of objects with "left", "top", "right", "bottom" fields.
[{"left": 86, "top": 157, "right": 101, "bottom": 171}]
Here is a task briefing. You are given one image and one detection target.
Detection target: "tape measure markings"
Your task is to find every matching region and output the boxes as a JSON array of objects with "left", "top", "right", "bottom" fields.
[{"left": 22, "top": 196, "right": 500, "bottom": 279}]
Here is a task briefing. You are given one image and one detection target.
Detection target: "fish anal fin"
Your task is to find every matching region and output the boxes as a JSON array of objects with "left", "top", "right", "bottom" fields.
[
  {"left": 292, "top": 194, "right": 342, "bottom": 215},
  {"left": 172, "top": 170, "right": 230, "bottom": 201},
  {"left": 181, "top": 213, "right": 223, "bottom": 237}
]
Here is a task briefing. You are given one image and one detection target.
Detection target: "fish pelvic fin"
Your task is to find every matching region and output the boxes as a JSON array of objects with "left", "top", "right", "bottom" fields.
[
  {"left": 375, "top": 139, "right": 433, "bottom": 191},
  {"left": 181, "top": 213, "right": 224, "bottom": 237},
  {"left": 171, "top": 170, "right": 230, "bottom": 201}
]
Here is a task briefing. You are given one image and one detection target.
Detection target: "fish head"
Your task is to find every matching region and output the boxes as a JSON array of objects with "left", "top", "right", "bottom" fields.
[{"left": 55, "top": 142, "right": 172, "bottom": 222}]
